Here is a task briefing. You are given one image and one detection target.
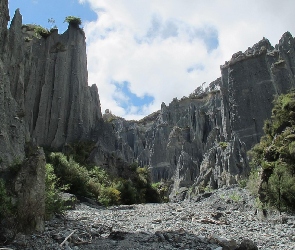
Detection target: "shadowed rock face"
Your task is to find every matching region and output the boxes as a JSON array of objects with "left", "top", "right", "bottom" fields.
[
  {"left": 5, "top": 9, "right": 102, "bottom": 150},
  {"left": 0, "top": 6, "right": 26, "bottom": 166},
  {"left": 107, "top": 32, "right": 295, "bottom": 198},
  {"left": 0, "top": 2, "right": 104, "bottom": 234},
  {"left": 15, "top": 147, "right": 46, "bottom": 233}
]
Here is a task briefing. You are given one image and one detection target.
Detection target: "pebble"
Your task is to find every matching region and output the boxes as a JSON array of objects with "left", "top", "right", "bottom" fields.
[{"left": 5, "top": 185, "right": 295, "bottom": 249}]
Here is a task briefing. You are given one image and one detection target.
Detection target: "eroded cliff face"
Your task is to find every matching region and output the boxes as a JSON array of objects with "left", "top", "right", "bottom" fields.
[
  {"left": 221, "top": 34, "right": 295, "bottom": 150},
  {"left": 106, "top": 32, "right": 295, "bottom": 198},
  {"left": 0, "top": 6, "right": 26, "bottom": 166},
  {"left": 1, "top": 6, "right": 102, "bottom": 164},
  {"left": 2, "top": 0, "right": 295, "bottom": 203},
  {"left": 4, "top": 9, "right": 102, "bottom": 152}
]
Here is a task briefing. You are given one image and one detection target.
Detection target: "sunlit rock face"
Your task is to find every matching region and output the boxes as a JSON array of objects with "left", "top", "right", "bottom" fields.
[{"left": 109, "top": 32, "right": 295, "bottom": 198}]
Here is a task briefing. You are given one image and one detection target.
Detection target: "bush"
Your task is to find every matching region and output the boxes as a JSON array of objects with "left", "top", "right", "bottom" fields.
[
  {"left": 219, "top": 141, "right": 228, "bottom": 150},
  {"left": 151, "top": 181, "right": 170, "bottom": 202},
  {"left": 47, "top": 152, "right": 161, "bottom": 206},
  {"left": 48, "top": 153, "right": 90, "bottom": 196},
  {"left": 229, "top": 192, "right": 242, "bottom": 202},
  {"left": 99, "top": 186, "right": 121, "bottom": 206},
  {"left": 45, "top": 164, "right": 65, "bottom": 219},
  {"left": 64, "top": 16, "right": 82, "bottom": 27},
  {"left": 248, "top": 90, "right": 295, "bottom": 212},
  {"left": 34, "top": 25, "right": 50, "bottom": 38},
  {"left": 115, "top": 179, "right": 137, "bottom": 205},
  {"left": 64, "top": 141, "right": 95, "bottom": 165},
  {"left": 48, "top": 152, "right": 104, "bottom": 198}
]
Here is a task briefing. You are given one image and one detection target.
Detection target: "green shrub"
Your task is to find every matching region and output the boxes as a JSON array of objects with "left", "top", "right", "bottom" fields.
[
  {"left": 238, "top": 179, "right": 247, "bottom": 188},
  {"left": 64, "top": 16, "right": 82, "bottom": 27},
  {"left": 34, "top": 25, "right": 50, "bottom": 38},
  {"left": 99, "top": 186, "right": 121, "bottom": 206},
  {"left": 229, "top": 192, "right": 241, "bottom": 202},
  {"left": 219, "top": 141, "right": 228, "bottom": 150},
  {"left": 151, "top": 181, "right": 170, "bottom": 202},
  {"left": 248, "top": 90, "right": 295, "bottom": 212},
  {"left": 247, "top": 168, "right": 261, "bottom": 197},
  {"left": 45, "top": 164, "right": 65, "bottom": 219},
  {"left": 48, "top": 152, "right": 97, "bottom": 197},
  {"left": 64, "top": 141, "right": 96, "bottom": 165},
  {"left": 204, "top": 185, "right": 213, "bottom": 192},
  {"left": 47, "top": 151, "right": 161, "bottom": 206},
  {"left": 115, "top": 179, "right": 137, "bottom": 205}
]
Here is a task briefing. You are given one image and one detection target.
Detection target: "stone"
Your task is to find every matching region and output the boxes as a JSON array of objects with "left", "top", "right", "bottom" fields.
[
  {"left": 60, "top": 193, "right": 78, "bottom": 210},
  {"left": 14, "top": 147, "right": 46, "bottom": 233},
  {"left": 237, "top": 239, "right": 258, "bottom": 250},
  {"left": 209, "top": 234, "right": 238, "bottom": 250}
]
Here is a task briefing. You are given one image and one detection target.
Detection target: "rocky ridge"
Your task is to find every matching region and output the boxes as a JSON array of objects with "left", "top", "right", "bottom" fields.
[
  {"left": 6, "top": 186, "right": 295, "bottom": 249},
  {"left": 104, "top": 32, "right": 295, "bottom": 199}
]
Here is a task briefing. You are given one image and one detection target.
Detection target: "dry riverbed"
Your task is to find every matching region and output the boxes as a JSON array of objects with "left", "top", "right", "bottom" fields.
[{"left": 5, "top": 185, "right": 295, "bottom": 250}]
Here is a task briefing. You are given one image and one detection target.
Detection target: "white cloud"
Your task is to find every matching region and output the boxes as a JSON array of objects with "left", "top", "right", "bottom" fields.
[{"left": 81, "top": 0, "right": 295, "bottom": 120}]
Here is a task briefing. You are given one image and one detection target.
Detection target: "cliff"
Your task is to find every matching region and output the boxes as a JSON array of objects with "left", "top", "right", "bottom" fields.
[
  {"left": 105, "top": 32, "right": 295, "bottom": 199},
  {"left": 0, "top": 5, "right": 26, "bottom": 166},
  {"left": 0, "top": 1, "right": 104, "bottom": 233},
  {"left": 1, "top": 0, "right": 295, "bottom": 206},
  {"left": 0, "top": 5, "right": 104, "bottom": 166}
]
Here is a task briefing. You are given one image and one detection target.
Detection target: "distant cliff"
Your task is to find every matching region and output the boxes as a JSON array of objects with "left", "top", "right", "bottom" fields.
[{"left": 104, "top": 32, "right": 295, "bottom": 199}]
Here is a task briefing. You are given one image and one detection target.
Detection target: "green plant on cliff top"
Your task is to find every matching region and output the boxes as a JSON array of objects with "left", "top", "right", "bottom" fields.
[
  {"left": 64, "top": 16, "right": 82, "bottom": 26},
  {"left": 34, "top": 25, "right": 50, "bottom": 38}
]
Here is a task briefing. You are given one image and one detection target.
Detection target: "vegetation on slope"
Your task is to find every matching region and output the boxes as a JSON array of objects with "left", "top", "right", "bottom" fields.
[
  {"left": 45, "top": 142, "right": 162, "bottom": 212},
  {"left": 248, "top": 90, "right": 295, "bottom": 212}
]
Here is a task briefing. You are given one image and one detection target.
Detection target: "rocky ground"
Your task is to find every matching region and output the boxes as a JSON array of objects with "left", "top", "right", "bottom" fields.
[{"left": 3, "top": 185, "right": 295, "bottom": 250}]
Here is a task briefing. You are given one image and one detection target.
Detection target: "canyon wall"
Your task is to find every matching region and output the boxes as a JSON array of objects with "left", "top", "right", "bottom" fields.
[
  {"left": 0, "top": 2, "right": 104, "bottom": 233},
  {"left": 106, "top": 32, "right": 295, "bottom": 198},
  {"left": 1, "top": 5, "right": 103, "bottom": 168},
  {"left": 1, "top": 0, "right": 295, "bottom": 204}
]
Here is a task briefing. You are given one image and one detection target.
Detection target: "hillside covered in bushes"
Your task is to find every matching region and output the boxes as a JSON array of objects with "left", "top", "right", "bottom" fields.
[{"left": 249, "top": 91, "right": 295, "bottom": 212}]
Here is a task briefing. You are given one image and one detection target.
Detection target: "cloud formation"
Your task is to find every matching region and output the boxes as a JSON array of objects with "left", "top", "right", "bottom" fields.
[{"left": 81, "top": 0, "right": 295, "bottom": 120}]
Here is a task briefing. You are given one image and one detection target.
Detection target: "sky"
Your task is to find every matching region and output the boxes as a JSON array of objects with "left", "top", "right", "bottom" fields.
[{"left": 8, "top": 0, "right": 295, "bottom": 120}]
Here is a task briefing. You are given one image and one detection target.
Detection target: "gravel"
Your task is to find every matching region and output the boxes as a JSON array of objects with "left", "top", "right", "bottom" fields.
[{"left": 4, "top": 185, "right": 295, "bottom": 249}]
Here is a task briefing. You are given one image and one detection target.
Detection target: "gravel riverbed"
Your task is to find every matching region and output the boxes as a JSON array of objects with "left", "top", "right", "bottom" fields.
[{"left": 5, "top": 185, "right": 295, "bottom": 249}]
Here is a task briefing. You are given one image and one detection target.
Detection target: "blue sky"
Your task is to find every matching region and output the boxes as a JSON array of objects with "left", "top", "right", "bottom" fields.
[
  {"left": 8, "top": 0, "right": 295, "bottom": 120},
  {"left": 8, "top": 0, "right": 96, "bottom": 32},
  {"left": 113, "top": 81, "right": 154, "bottom": 111}
]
